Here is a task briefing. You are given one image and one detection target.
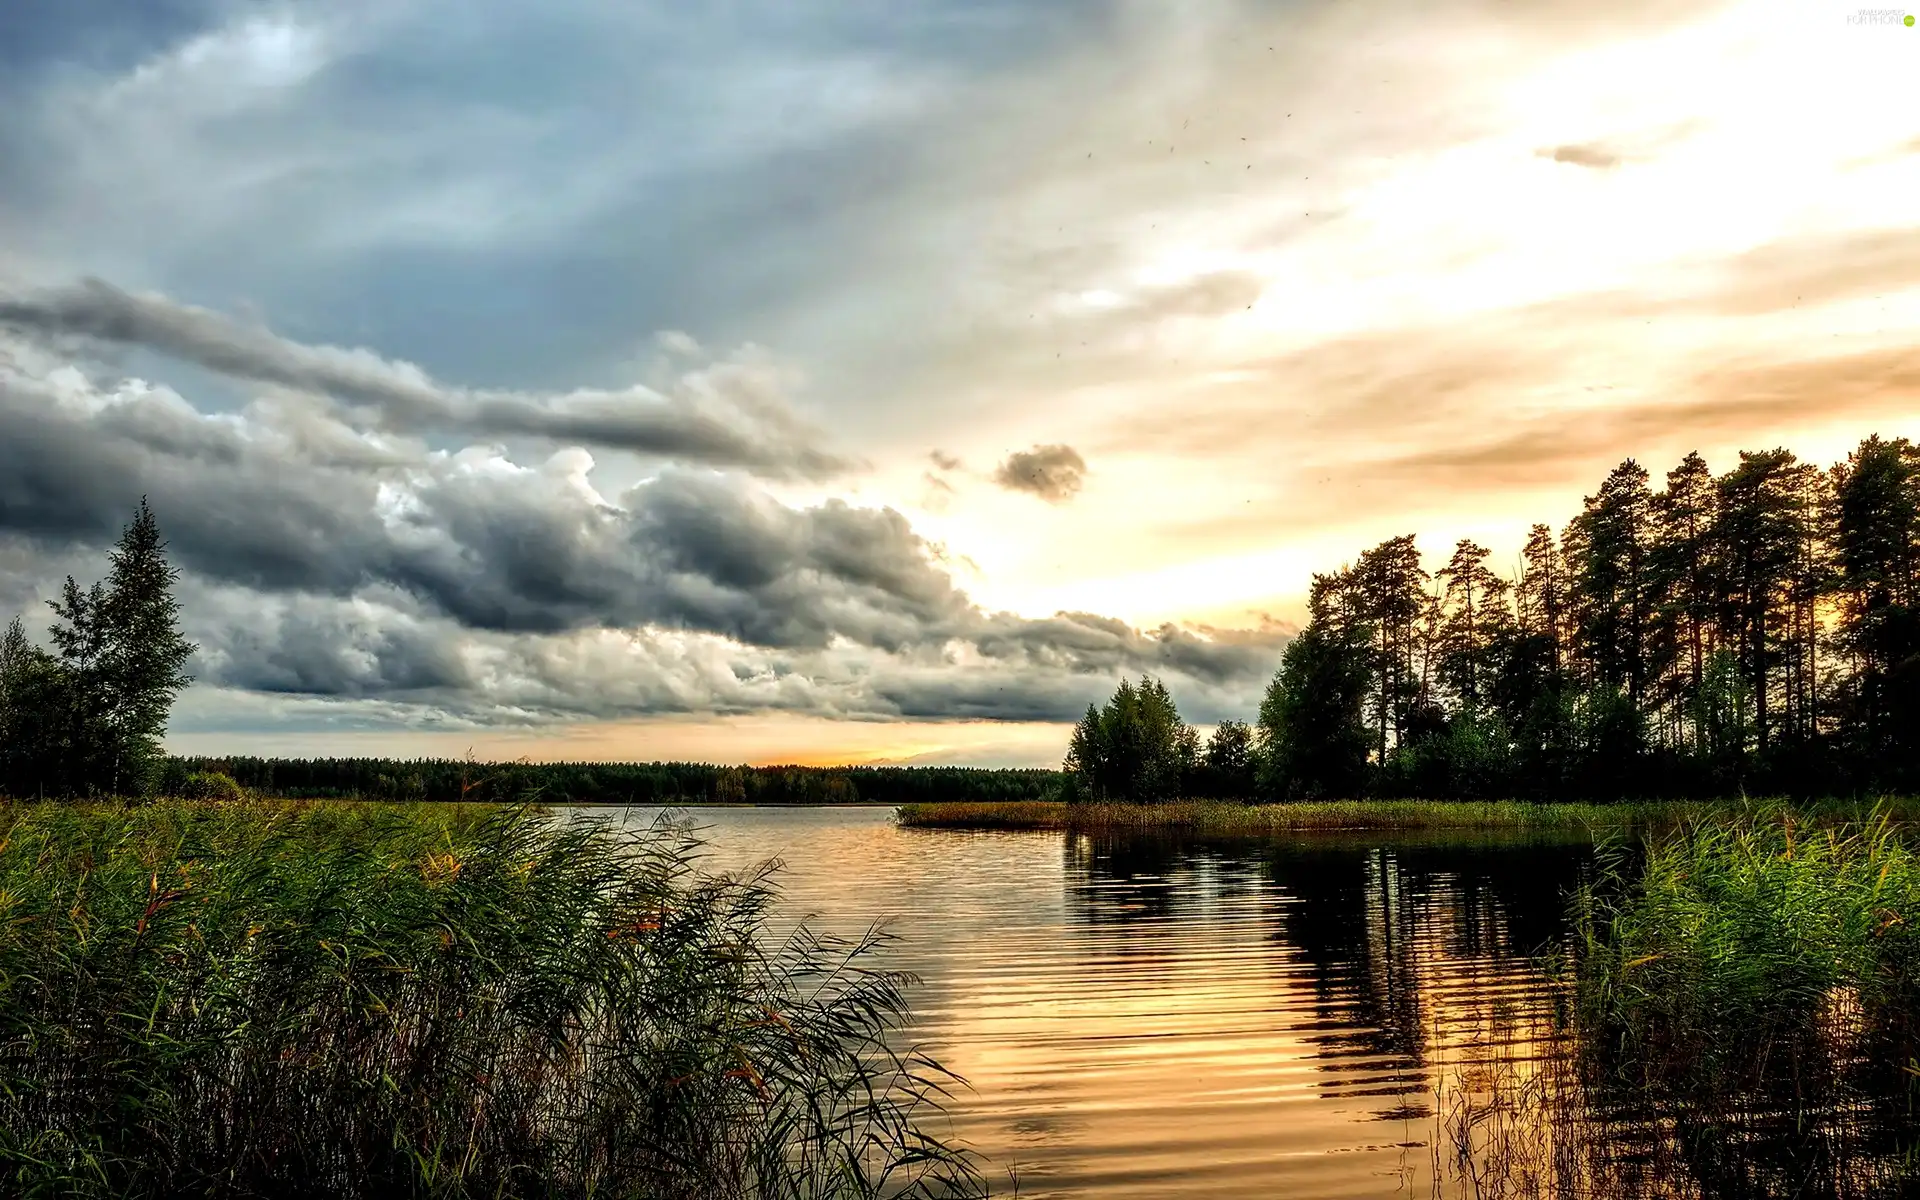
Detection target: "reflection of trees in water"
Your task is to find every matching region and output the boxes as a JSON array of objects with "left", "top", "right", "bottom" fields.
[
  {"left": 1065, "top": 832, "right": 1592, "bottom": 1101},
  {"left": 1063, "top": 832, "right": 1918, "bottom": 1194},
  {"left": 1062, "top": 832, "right": 1263, "bottom": 930},
  {"left": 1287, "top": 841, "right": 1593, "bottom": 1105}
]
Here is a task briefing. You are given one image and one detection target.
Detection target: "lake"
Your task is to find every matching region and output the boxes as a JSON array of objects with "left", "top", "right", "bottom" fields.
[{"left": 599, "top": 806, "right": 1596, "bottom": 1198}]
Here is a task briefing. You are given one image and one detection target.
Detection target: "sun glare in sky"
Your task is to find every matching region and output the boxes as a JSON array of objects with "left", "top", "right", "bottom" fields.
[{"left": 0, "top": 0, "right": 1916, "bottom": 764}]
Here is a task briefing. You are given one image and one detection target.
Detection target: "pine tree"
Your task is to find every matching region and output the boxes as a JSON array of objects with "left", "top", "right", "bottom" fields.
[
  {"left": 6, "top": 501, "right": 196, "bottom": 798},
  {"left": 1649, "top": 452, "right": 1720, "bottom": 748},
  {"left": 1515, "top": 523, "right": 1567, "bottom": 670},
  {"left": 1435, "top": 538, "right": 1512, "bottom": 711},
  {"left": 1061, "top": 676, "right": 1195, "bottom": 802},
  {"left": 97, "top": 500, "right": 197, "bottom": 794},
  {"left": 1566, "top": 460, "right": 1654, "bottom": 708},
  {"left": 1256, "top": 621, "right": 1372, "bottom": 800},
  {"left": 1712, "top": 450, "right": 1810, "bottom": 754},
  {"left": 1831, "top": 436, "right": 1920, "bottom": 773},
  {"left": 1350, "top": 535, "right": 1429, "bottom": 760}
]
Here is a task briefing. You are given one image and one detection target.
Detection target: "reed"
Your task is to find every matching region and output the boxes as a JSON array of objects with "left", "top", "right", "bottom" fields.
[
  {"left": 900, "top": 798, "right": 1683, "bottom": 834},
  {"left": 1425, "top": 805, "right": 1920, "bottom": 1198},
  {"left": 1573, "top": 809, "right": 1920, "bottom": 1124},
  {"left": 0, "top": 798, "right": 985, "bottom": 1199}
]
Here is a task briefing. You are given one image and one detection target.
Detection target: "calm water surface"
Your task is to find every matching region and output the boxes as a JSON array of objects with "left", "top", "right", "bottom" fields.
[{"left": 605, "top": 806, "right": 1592, "bottom": 1198}]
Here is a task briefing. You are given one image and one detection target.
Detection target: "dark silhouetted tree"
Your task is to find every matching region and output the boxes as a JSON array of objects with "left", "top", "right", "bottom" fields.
[
  {"left": 3, "top": 501, "right": 196, "bottom": 798},
  {"left": 1197, "top": 719, "right": 1256, "bottom": 799},
  {"left": 1256, "top": 579, "right": 1372, "bottom": 800},
  {"left": 1831, "top": 435, "right": 1920, "bottom": 777},
  {"left": 1712, "top": 450, "right": 1813, "bottom": 755},
  {"left": 1649, "top": 452, "right": 1720, "bottom": 749},
  {"left": 1063, "top": 675, "right": 1195, "bottom": 802},
  {"left": 1566, "top": 460, "right": 1654, "bottom": 707}
]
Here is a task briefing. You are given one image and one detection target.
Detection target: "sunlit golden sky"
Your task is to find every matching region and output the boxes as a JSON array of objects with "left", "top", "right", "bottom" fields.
[{"left": 2, "top": 0, "right": 1916, "bottom": 765}]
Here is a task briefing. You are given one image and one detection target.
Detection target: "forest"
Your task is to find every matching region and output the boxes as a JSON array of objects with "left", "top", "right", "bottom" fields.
[
  {"left": 1214, "top": 435, "right": 1919, "bottom": 801},
  {"left": 166, "top": 755, "right": 1065, "bottom": 807}
]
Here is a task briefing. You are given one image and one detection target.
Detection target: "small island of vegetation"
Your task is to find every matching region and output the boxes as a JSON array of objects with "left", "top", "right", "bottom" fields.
[{"left": 904, "top": 436, "right": 1920, "bottom": 833}]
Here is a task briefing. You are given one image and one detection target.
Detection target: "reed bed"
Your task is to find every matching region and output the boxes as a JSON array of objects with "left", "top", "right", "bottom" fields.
[
  {"left": 1573, "top": 811, "right": 1920, "bottom": 1184},
  {"left": 1424, "top": 807, "right": 1920, "bottom": 1199},
  {"left": 900, "top": 798, "right": 1691, "bottom": 834},
  {"left": 0, "top": 798, "right": 985, "bottom": 1200}
]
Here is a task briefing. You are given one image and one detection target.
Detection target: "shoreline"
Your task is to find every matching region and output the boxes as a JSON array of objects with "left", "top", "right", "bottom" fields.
[{"left": 892, "top": 797, "right": 1920, "bottom": 834}]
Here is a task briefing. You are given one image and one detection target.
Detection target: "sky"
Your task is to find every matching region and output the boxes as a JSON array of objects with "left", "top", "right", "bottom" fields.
[{"left": 1, "top": 0, "right": 1917, "bottom": 767}]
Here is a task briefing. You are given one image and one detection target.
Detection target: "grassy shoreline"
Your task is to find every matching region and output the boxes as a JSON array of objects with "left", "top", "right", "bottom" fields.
[{"left": 893, "top": 796, "right": 1920, "bottom": 834}]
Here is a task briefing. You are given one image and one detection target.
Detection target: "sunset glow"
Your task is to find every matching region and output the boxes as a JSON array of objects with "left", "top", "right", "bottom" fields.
[{"left": 2, "top": 0, "right": 1916, "bottom": 764}]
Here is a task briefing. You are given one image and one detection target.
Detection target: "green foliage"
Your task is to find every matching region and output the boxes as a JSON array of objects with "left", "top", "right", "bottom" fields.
[
  {"left": 174, "top": 770, "right": 247, "bottom": 802},
  {"left": 1063, "top": 676, "right": 1196, "bottom": 803},
  {"left": 0, "top": 798, "right": 985, "bottom": 1199},
  {"left": 1375, "top": 705, "right": 1510, "bottom": 800},
  {"left": 1, "top": 501, "right": 195, "bottom": 799},
  {"left": 1256, "top": 433, "right": 1920, "bottom": 802},
  {"left": 1255, "top": 623, "right": 1370, "bottom": 800},
  {"left": 1194, "top": 719, "right": 1257, "bottom": 799},
  {"left": 1571, "top": 809, "right": 1920, "bottom": 1178}
]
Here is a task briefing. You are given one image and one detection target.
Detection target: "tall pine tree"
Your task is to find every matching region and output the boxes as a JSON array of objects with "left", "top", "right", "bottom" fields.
[{"left": 4, "top": 501, "right": 195, "bottom": 798}]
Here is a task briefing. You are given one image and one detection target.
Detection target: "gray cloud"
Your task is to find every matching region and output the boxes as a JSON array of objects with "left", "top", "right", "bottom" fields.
[
  {"left": 1540, "top": 143, "right": 1621, "bottom": 169},
  {"left": 993, "top": 443, "right": 1087, "bottom": 503},
  {"left": 0, "top": 346, "right": 1284, "bottom": 724},
  {"left": 173, "top": 583, "right": 1280, "bottom": 728},
  {"left": 0, "top": 279, "right": 849, "bottom": 479}
]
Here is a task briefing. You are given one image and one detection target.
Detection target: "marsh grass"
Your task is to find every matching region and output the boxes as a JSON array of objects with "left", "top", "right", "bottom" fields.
[
  {"left": 1569, "top": 809, "right": 1920, "bottom": 1195},
  {"left": 1426, "top": 806, "right": 1920, "bottom": 1199},
  {"left": 0, "top": 798, "right": 986, "bottom": 1199}
]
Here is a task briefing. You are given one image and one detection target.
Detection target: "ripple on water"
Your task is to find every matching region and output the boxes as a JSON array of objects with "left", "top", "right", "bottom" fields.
[{"left": 597, "top": 806, "right": 1589, "bottom": 1199}]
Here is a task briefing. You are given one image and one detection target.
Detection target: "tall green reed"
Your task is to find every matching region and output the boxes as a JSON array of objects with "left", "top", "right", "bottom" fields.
[
  {"left": 0, "top": 799, "right": 986, "bottom": 1199},
  {"left": 1510, "top": 806, "right": 1920, "bottom": 1197},
  {"left": 1576, "top": 808, "right": 1920, "bottom": 1090}
]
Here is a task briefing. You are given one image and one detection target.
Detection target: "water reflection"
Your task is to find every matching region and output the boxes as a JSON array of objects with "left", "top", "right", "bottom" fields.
[
  {"left": 604, "top": 807, "right": 1601, "bottom": 1198},
  {"left": 1065, "top": 832, "right": 1593, "bottom": 1136},
  {"left": 593, "top": 808, "right": 1920, "bottom": 1197}
]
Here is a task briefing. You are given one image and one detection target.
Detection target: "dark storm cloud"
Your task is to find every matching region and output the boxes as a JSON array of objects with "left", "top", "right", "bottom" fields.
[
  {"left": 202, "top": 599, "right": 474, "bottom": 699},
  {"left": 169, "top": 581, "right": 1285, "bottom": 728},
  {"left": 175, "top": 591, "right": 1280, "bottom": 727},
  {"left": 0, "top": 364, "right": 950, "bottom": 646},
  {"left": 0, "top": 353, "right": 1285, "bottom": 722},
  {"left": 0, "top": 279, "right": 849, "bottom": 479},
  {"left": 993, "top": 443, "right": 1087, "bottom": 502}
]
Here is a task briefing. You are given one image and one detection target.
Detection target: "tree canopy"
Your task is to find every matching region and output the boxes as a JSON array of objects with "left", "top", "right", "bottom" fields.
[{"left": 1250, "top": 434, "right": 1920, "bottom": 800}]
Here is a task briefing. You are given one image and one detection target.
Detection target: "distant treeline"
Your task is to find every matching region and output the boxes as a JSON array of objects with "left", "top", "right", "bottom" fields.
[{"left": 166, "top": 756, "right": 1066, "bottom": 807}]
